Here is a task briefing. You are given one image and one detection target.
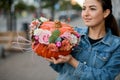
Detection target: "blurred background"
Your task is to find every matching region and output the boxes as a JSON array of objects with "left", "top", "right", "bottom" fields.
[{"left": 0, "top": 0, "right": 120, "bottom": 80}]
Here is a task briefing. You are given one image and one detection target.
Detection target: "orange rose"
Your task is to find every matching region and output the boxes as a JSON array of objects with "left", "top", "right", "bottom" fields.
[
  {"left": 48, "top": 43, "right": 58, "bottom": 52},
  {"left": 60, "top": 39, "right": 72, "bottom": 51}
]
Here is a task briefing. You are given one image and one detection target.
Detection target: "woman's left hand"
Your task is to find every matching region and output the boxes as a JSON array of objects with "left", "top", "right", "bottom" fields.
[{"left": 45, "top": 55, "right": 79, "bottom": 68}]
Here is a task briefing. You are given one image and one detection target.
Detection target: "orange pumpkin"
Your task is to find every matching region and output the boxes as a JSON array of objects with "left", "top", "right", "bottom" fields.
[{"left": 31, "top": 20, "right": 77, "bottom": 59}]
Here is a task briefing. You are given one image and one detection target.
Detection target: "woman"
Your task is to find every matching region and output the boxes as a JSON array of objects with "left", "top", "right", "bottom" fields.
[{"left": 46, "top": 0, "right": 120, "bottom": 80}]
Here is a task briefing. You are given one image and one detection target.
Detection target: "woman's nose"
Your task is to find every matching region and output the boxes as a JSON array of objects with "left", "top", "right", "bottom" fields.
[{"left": 84, "top": 9, "right": 89, "bottom": 16}]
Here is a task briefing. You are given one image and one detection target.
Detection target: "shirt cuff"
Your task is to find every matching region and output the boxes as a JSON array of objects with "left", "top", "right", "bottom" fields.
[{"left": 73, "top": 61, "right": 84, "bottom": 77}]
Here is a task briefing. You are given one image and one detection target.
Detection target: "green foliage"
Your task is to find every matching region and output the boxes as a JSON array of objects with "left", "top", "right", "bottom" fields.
[
  {"left": 49, "top": 29, "right": 60, "bottom": 43},
  {"left": 72, "top": 4, "right": 82, "bottom": 10},
  {"left": 15, "top": 1, "right": 27, "bottom": 11},
  {"left": 59, "top": 0, "right": 82, "bottom": 11},
  {"left": 27, "top": 5, "right": 36, "bottom": 12},
  {"left": 41, "top": 0, "right": 59, "bottom": 20},
  {"left": 15, "top": 1, "right": 36, "bottom": 12},
  {"left": 41, "top": 0, "right": 59, "bottom": 9},
  {"left": 0, "top": 0, "right": 10, "bottom": 10},
  {"left": 60, "top": 1, "right": 71, "bottom": 10}
]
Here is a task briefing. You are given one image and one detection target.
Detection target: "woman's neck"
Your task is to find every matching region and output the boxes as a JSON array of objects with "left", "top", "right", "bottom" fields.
[{"left": 88, "top": 26, "right": 106, "bottom": 40}]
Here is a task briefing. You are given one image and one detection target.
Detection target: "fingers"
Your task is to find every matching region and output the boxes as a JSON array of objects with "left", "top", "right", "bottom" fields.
[
  {"left": 58, "top": 55, "right": 66, "bottom": 59},
  {"left": 51, "top": 56, "right": 64, "bottom": 64},
  {"left": 51, "top": 57, "right": 59, "bottom": 64},
  {"left": 59, "top": 55, "right": 72, "bottom": 62},
  {"left": 45, "top": 55, "right": 72, "bottom": 64},
  {"left": 45, "top": 57, "right": 59, "bottom": 64}
]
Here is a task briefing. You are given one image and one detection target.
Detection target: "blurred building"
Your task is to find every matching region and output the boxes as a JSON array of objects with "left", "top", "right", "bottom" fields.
[
  {"left": 22, "top": 0, "right": 40, "bottom": 8},
  {"left": 112, "top": 0, "right": 120, "bottom": 25}
]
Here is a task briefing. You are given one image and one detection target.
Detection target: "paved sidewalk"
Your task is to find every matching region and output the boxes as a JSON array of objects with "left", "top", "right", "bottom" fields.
[{"left": 0, "top": 52, "right": 58, "bottom": 80}]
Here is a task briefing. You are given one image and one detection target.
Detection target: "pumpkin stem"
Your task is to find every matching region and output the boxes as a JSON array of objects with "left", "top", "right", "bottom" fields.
[{"left": 54, "top": 20, "right": 62, "bottom": 28}]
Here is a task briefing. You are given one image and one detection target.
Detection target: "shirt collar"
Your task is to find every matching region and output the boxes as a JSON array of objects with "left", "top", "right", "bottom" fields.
[
  {"left": 82, "top": 28, "right": 113, "bottom": 46},
  {"left": 101, "top": 28, "right": 112, "bottom": 46}
]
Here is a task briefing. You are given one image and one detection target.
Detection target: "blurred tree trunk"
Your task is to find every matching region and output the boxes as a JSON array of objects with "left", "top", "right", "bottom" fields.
[
  {"left": 50, "top": 0, "right": 56, "bottom": 20},
  {"left": 41, "top": 0, "right": 59, "bottom": 20}
]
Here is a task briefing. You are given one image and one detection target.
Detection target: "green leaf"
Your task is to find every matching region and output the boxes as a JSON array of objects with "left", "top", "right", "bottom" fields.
[{"left": 49, "top": 29, "right": 60, "bottom": 43}]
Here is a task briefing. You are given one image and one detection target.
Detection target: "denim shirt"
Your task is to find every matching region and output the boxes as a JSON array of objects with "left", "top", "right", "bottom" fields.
[{"left": 50, "top": 27, "right": 120, "bottom": 80}]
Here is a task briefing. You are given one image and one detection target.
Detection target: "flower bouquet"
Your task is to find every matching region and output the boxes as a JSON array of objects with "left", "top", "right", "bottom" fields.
[{"left": 29, "top": 17, "right": 80, "bottom": 59}]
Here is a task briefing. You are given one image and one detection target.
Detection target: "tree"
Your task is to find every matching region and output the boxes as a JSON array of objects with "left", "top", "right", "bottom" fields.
[
  {"left": 0, "top": 0, "right": 12, "bottom": 14},
  {"left": 59, "top": 0, "right": 71, "bottom": 10},
  {"left": 71, "top": 4, "right": 82, "bottom": 10},
  {"left": 41, "top": 0, "right": 59, "bottom": 20},
  {"left": 15, "top": 0, "right": 27, "bottom": 12},
  {"left": 27, "top": 5, "right": 36, "bottom": 12}
]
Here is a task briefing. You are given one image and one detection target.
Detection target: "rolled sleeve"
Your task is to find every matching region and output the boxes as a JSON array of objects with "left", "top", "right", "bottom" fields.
[
  {"left": 73, "top": 62, "right": 84, "bottom": 77},
  {"left": 49, "top": 63, "right": 64, "bottom": 73}
]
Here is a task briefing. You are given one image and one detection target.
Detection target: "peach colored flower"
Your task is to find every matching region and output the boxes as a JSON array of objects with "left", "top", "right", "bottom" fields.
[
  {"left": 48, "top": 43, "right": 58, "bottom": 52},
  {"left": 60, "top": 39, "right": 72, "bottom": 51},
  {"left": 29, "top": 19, "right": 40, "bottom": 30}
]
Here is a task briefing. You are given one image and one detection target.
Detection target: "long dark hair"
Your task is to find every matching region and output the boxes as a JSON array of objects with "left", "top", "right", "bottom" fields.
[{"left": 98, "top": 0, "right": 120, "bottom": 36}]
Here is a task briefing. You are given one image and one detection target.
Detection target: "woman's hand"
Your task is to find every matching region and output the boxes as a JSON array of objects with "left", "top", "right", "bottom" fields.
[
  {"left": 45, "top": 55, "right": 79, "bottom": 68},
  {"left": 45, "top": 55, "right": 72, "bottom": 64}
]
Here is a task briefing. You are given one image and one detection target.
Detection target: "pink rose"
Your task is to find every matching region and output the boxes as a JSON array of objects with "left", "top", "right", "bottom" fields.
[
  {"left": 38, "top": 30, "right": 51, "bottom": 45},
  {"left": 60, "top": 32, "right": 72, "bottom": 40}
]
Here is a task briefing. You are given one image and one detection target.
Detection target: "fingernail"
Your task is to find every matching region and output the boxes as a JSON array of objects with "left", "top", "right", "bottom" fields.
[
  {"left": 51, "top": 57, "right": 54, "bottom": 59},
  {"left": 59, "top": 55, "right": 63, "bottom": 58},
  {"left": 58, "top": 55, "right": 62, "bottom": 57}
]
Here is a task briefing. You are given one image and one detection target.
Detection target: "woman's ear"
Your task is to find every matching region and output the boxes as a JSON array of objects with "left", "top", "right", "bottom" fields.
[{"left": 104, "top": 9, "right": 110, "bottom": 18}]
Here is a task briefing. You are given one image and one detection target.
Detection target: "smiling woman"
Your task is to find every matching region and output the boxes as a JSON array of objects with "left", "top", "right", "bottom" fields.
[{"left": 46, "top": 0, "right": 120, "bottom": 80}]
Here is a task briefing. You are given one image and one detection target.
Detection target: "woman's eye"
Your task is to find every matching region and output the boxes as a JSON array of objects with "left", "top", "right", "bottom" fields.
[{"left": 90, "top": 8, "right": 96, "bottom": 10}]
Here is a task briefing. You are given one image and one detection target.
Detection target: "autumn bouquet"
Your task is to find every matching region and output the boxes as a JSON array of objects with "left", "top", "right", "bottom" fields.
[{"left": 29, "top": 17, "right": 80, "bottom": 59}]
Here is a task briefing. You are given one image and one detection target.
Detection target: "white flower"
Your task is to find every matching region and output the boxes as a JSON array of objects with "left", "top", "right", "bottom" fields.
[
  {"left": 70, "top": 34, "right": 78, "bottom": 45},
  {"left": 39, "top": 17, "right": 48, "bottom": 22},
  {"left": 34, "top": 28, "right": 43, "bottom": 35}
]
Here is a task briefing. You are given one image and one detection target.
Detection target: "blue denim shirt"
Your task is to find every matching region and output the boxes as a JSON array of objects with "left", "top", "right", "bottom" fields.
[{"left": 50, "top": 27, "right": 120, "bottom": 80}]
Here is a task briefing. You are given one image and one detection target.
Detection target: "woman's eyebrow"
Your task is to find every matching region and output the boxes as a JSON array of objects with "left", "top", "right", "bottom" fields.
[
  {"left": 83, "top": 4, "right": 97, "bottom": 8},
  {"left": 89, "top": 5, "right": 97, "bottom": 8}
]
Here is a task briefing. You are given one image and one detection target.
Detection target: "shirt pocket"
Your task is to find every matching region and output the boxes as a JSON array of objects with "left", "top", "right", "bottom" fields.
[
  {"left": 73, "top": 47, "right": 90, "bottom": 63},
  {"left": 94, "top": 50, "right": 112, "bottom": 68}
]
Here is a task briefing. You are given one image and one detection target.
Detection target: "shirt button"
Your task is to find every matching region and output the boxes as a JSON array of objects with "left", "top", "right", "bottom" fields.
[
  {"left": 83, "top": 61, "right": 87, "bottom": 64},
  {"left": 103, "top": 57, "right": 107, "bottom": 60}
]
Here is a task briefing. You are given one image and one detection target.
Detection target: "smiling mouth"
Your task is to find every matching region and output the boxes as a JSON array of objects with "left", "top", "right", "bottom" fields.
[{"left": 84, "top": 19, "right": 91, "bottom": 22}]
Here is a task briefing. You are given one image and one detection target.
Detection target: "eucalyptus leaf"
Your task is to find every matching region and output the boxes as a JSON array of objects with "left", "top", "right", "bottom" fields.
[{"left": 49, "top": 29, "right": 60, "bottom": 43}]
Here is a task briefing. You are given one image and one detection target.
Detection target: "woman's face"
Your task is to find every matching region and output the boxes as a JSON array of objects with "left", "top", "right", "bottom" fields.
[{"left": 81, "top": 0, "right": 107, "bottom": 27}]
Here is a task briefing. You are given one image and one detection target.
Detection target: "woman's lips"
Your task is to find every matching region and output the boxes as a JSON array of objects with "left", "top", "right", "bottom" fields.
[{"left": 84, "top": 18, "right": 92, "bottom": 22}]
